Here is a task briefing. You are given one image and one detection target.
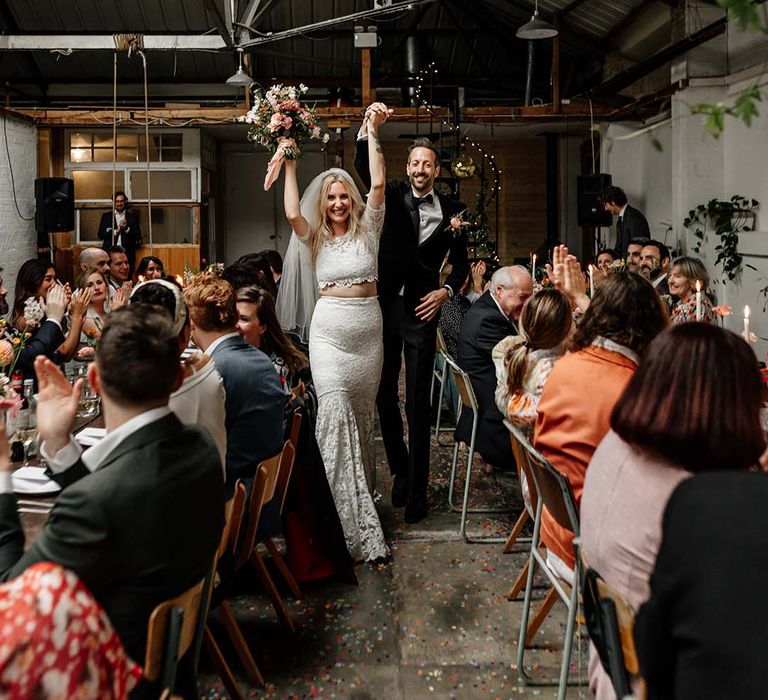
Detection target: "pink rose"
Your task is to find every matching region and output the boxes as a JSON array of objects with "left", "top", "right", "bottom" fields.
[{"left": 269, "top": 113, "right": 284, "bottom": 132}]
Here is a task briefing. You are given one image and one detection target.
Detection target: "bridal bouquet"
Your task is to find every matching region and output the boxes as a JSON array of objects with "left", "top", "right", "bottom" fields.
[{"left": 239, "top": 83, "right": 329, "bottom": 190}]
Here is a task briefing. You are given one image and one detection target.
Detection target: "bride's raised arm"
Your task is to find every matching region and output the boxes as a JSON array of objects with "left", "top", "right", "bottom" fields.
[
  {"left": 282, "top": 139, "right": 309, "bottom": 237},
  {"left": 365, "top": 108, "right": 387, "bottom": 210}
]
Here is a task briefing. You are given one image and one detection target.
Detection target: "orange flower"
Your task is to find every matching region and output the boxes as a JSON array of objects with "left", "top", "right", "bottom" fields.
[
  {"left": 11, "top": 337, "right": 20, "bottom": 346},
  {"left": 0, "top": 339, "right": 13, "bottom": 366}
]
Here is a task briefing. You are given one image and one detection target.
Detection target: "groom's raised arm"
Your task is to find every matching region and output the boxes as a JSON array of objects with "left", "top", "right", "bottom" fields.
[{"left": 354, "top": 134, "right": 372, "bottom": 191}]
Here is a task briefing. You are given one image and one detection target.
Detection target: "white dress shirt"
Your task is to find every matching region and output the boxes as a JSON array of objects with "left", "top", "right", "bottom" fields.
[
  {"left": 203, "top": 331, "right": 240, "bottom": 357},
  {"left": 412, "top": 189, "right": 443, "bottom": 245}
]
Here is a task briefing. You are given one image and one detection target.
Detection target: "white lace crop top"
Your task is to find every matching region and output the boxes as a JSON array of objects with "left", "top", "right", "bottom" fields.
[{"left": 302, "top": 202, "right": 386, "bottom": 289}]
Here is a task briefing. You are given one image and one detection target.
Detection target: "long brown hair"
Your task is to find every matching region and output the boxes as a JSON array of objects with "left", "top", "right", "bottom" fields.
[
  {"left": 612, "top": 324, "right": 765, "bottom": 472},
  {"left": 505, "top": 289, "right": 572, "bottom": 395},
  {"left": 572, "top": 272, "right": 668, "bottom": 356},
  {"left": 236, "top": 286, "right": 308, "bottom": 375},
  {"left": 307, "top": 172, "right": 364, "bottom": 266}
]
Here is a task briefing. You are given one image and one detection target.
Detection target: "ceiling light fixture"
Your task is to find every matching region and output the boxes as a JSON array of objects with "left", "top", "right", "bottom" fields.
[
  {"left": 516, "top": 0, "right": 558, "bottom": 40},
  {"left": 226, "top": 47, "right": 255, "bottom": 86}
]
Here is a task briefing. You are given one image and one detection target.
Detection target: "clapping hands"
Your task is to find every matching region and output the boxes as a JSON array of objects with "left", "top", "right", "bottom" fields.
[{"left": 545, "top": 244, "right": 591, "bottom": 313}]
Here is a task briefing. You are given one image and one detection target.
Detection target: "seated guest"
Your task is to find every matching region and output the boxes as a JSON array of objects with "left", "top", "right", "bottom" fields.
[
  {"left": 260, "top": 249, "right": 284, "bottom": 292},
  {"left": 582, "top": 324, "right": 761, "bottom": 699},
  {"left": 106, "top": 245, "right": 131, "bottom": 291},
  {"left": 237, "top": 253, "right": 278, "bottom": 298},
  {"left": 456, "top": 265, "right": 533, "bottom": 470},
  {"left": 236, "top": 285, "right": 308, "bottom": 393},
  {"left": 667, "top": 256, "right": 715, "bottom": 325},
  {"left": 626, "top": 237, "right": 649, "bottom": 273},
  {"left": 77, "top": 247, "right": 110, "bottom": 275},
  {"left": 183, "top": 273, "right": 285, "bottom": 493},
  {"left": 639, "top": 240, "right": 671, "bottom": 296},
  {"left": 135, "top": 255, "right": 165, "bottom": 282},
  {"left": 131, "top": 279, "right": 227, "bottom": 470},
  {"left": 76, "top": 267, "right": 115, "bottom": 346},
  {"left": 596, "top": 249, "right": 615, "bottom": 272},
  {"left": 493, "top": 288, "right": 572, "bottom": 432},
  {"left": 221, "top": 259, "right": 272, "bottom": 295},
  {"left": 0, "top": 562, "right": 142, "bottom": 696},
  {"left": 534, "top": 273, "right": 668, "bottom": 582},
  {"left": 10, "top": 259, "right": 87, "bottom": 376},
  {"left": 636, "top": 463, "right": 768, "bottom": 695},
  {"left": 0, "top": 306, "right": 224, "bottom": 664}
]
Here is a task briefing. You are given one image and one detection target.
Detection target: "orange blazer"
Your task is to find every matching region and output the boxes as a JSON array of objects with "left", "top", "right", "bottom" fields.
[{"left": 533, "top": 344, "right": 637, "bottom": 569}]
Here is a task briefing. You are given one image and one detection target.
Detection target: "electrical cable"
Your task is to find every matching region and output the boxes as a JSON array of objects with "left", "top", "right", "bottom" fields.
[{"left": 1, "top": 111, "right": 35, "bottom": 221}]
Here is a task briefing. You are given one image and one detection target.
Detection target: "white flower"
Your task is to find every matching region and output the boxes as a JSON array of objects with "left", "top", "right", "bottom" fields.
[
  {"left": 311, "top": 126, "right": 321, "bottom": 139},
  {"left": 23, "top": 297, "right": 44, "bottom": 328},
  {"left": 288, "top": 86, "right": 297, "bottom": 100},
  {"left": 299, "top": 83, "right": 308, "bottom": 94},
  {"left": 322, "top": 133, "right": 330, "bottom": 144}
]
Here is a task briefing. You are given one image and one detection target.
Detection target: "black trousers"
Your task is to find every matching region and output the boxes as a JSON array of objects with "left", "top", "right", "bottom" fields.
[{"left": 377, "top": 296, "right": 437, "bottom": 499}]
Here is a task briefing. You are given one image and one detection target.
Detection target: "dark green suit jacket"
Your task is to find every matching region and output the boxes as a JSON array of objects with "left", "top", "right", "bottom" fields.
[{"left": 0, "top": 412, "right": 225, "bottom": 663}]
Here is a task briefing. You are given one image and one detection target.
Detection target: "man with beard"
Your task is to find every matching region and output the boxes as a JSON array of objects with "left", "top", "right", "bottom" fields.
[
  {"left": 626, "top": 237, "right": 650, "bottom": 272},
  {"left": 98, "top": 191, "right": 142, "bottom": 271},
  {"left": 639, "top": 240, "right": 671, "bottom": 296},
  {"left": 355, "top": 102, "right": 468, "bottom": 523}
]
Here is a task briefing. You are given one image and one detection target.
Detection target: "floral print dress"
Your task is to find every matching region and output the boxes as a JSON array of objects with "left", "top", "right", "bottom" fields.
[{"left": 670, "top": 293, "right": 716, "bottom": 325}]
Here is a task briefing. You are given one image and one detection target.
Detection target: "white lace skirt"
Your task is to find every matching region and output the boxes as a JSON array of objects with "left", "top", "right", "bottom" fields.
[{"left": 310, "top": 296, "right": 389, "bottom": 562}]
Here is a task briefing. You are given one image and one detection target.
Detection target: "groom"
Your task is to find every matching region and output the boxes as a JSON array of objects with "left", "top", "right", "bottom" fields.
[{"left": 355, "top": 102, "right": 468, "bottom": 523}]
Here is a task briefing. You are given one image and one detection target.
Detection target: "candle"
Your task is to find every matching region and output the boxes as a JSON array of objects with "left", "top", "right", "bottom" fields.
[
  {"left": 588, "top": 264, "right": 595, "bottom": 297},
  {"left": 743, "top": 305, "right": 751, "bottom": 342},
  {"left": 532, "top": 253, "right": 537, "bottom": 282},
  {"left": 695, "top": 280, "right": 702, "bottom": 322}
]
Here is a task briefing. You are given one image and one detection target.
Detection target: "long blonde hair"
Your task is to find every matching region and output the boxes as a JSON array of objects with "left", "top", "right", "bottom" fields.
[
  {"left": 505, "top": 289, "right": 572, "bottom": 395},
  {"left": 307, "top": 171, "right": 365, "bottom": 265}
]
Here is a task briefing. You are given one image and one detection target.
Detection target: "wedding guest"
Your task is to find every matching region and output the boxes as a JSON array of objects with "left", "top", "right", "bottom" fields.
[
  {"left": 10, "top": 259, "right": 87, "bottom": 375},
  {"left": 183, "top": 273, "right": 285, "bottom": 494},
  {"left": 534, "top": 273, "right": 668, "bottom": 582},
  {"left": 135, "top": 255, "right": 165, "bottom": 282},
  {"left": 106, "top": 246, "right": 131, "bottom": 290},
  {"left": 77, "top": 247, "right": 110, "bottom": 275},
  {"left": 76, "top": 267, "right": 112, "bottom": 346},
  {"left": 236, "top": 285, "right": 308, "bottom": 393},
  {"left": 596, "top": 249, "right": 615, "bottom": 272},
  {"left": 581, "top": 323, "right": 762, "bottom": 700},
  {"left": 0, "top": 307, "right": 224, "bottom": 665},
  {"left": 626, "top": 237, "right": 649, "bottom": 272},
  {"left": 635, "top": 468, "right": 768, "bottom": 700},
  {"left": 221, "top": 259, "right": 274, "bottom": 296},
  {"left": 639, "top": 240, "right": 671, "bottom": 296},
  {"left": 97, "top": 191, "right": 141, "bottom": 270},
  {"left": 260, "top": 249, "right": 284, "bottom": 292},
  {"left": 456, "top": 265, "right": 533, "bottom": 470},
  {"left": 493, "top": 288, "right": 572, "bottom": 432},
  {"left": 600, "top": 186, "right": 650, "bottom": 258},
  {"left": 0, "top": 562, "right": 142, "bottom": 696},
  {"left": 131, "top": 279, "right": 227, "bottom": 470},
  {"left": 235, "top": 253, "right": 279, "bottom": 298},
  {"left": 667, "top": 256, "right": 715, "bottom": 325}
]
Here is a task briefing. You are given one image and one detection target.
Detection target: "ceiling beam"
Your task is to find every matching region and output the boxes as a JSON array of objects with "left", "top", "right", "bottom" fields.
[
  {"left": 0, "top": 35, "right": 228, "bottom": 51},
  {"left": 201, "top": 0, "right": 235, "bottom": 50},
  {"left": 591, "top": 15, "right": 726, "bottom": 95},
  {"left": 557, "top": 0, "right": 591, "bottom": 17}
]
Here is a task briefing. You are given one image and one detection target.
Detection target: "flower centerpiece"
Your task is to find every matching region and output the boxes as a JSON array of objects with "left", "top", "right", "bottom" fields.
[
  {"left": 239, "top": 83, "right": 329, "bottom": 191},
  {"left": 0, "top": 318, "right": 32, "bottom": 418}
]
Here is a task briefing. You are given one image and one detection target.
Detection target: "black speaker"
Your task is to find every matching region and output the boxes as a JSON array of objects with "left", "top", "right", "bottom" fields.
[
  {"left": 35, "top": 177, "right": 75, "bottom": 233},
  {"left": 577, "top": 173, "right": 612, "bottom": 227}
]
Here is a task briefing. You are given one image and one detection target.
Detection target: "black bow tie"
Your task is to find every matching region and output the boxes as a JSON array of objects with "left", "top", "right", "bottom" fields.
[{"left": 413, "top": 194, "right": 434, "bottom": 208}]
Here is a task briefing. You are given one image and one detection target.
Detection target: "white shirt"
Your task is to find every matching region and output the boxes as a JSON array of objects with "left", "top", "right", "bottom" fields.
[
  {"left": 412, "top": 189, "right": 443, "bottom": 245},
  {"left": 618, "top": 203, "right": 628, "bottom": 220},
  {"left": 204, "top": 332, "right": 240, "bottom": 357},
  {"left": 0, "top": 406, "right": 174, "bottom": 495}
]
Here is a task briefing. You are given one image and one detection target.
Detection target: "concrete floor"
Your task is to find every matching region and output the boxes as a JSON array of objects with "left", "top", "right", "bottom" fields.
[{"left": 200, "top": 423, "right": 590, "bottom": 699}]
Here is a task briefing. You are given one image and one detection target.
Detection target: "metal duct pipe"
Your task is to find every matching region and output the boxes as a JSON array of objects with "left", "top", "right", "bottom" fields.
[{"left": 524, "top": 40, "right": 534, "bottom": 106}]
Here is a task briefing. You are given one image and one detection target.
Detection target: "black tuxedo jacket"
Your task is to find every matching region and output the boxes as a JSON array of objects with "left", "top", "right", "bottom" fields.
[
  {"left": 635, "top": 472, "right": 768, "bottom": 700},
  {"left": 455, "top": 291, "right": 517, "bottom": 468},
  {"left": 354, "top": 141, "right": 469, "bottom": 311},
  {"left": 614, "top": 204, "right": 650, "bottom": 257},
  {"left": 0, "top": 413, "right": 224, "bottom": 662},
  {"left": 98, "top": 210, "right": 142, "bottom": 254},
  {"left": 15, "top": 319, "right": 65, "bottom": 381}
]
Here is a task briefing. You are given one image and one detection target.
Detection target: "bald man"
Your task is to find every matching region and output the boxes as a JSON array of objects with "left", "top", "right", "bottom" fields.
[
  {"left": 456, "top": 266, "right": 533, "bottom": 470},
  {"left": 78, "top": 247, "right": 110, "bottom": 275}
]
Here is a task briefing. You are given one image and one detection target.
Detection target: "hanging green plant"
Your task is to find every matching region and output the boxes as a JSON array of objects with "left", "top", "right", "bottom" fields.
[{"left": 683, "top": 195, "right": 759, "bottom": 280}]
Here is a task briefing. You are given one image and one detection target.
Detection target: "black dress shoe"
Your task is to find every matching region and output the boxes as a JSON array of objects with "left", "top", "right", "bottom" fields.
[
  {"left": 391, "top": 474, "right": 408, "bottom": 508},
  {"left": 404, "top": 495, "right": 428, "bottom": 524}
]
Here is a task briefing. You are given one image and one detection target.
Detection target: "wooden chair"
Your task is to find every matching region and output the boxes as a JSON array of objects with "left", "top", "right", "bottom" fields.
[
  {"left": 505, "top": 420, "right": 583, "bottom": 700},
  {"left": 202, "top": 482, "right": 265, "bottom": 700},
  {"left": 443, "top": 352, "right": 507, "bottom": 542},
  {"left": 236, "top": 443, "right": 296, "bottom": 632},
  {"left": 144, "top": 577, "right": 206, "bottom": 696},
  {"left": 580, "top": 561, "right": 639, "bottom": 700},
  {"left": 432, "top": 328, "right": 454, "bottom": 443}
]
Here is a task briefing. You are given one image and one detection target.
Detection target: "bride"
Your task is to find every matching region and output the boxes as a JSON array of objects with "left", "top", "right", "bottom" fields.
[{"left": 277, "top": 106, "right": 389, "bottom": 562}]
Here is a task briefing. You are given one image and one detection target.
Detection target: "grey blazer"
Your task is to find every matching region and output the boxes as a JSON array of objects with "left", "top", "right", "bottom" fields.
[
  {"left": 208, "top": 334, "right": 286, "bottom": 489},
  {"left": 0, "top": 413, "right": 225, "bottom": 662}
]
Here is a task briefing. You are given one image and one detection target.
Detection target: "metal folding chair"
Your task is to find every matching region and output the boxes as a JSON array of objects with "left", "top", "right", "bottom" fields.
[
  {"left": 505, "top": 420, "right": 583, "bottom": 700},
  {"left": 443, "top": 353, "right": 507, "bottom": 543}
]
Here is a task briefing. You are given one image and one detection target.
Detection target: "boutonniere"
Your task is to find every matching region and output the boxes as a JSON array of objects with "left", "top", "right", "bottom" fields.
[{"left": 445, "top": 209, "right": 470, "bottom": 237}]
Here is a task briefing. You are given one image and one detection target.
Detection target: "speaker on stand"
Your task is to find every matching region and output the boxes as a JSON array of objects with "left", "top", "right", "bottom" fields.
[{"left": 35, "top": 177, "right": 75, "bottom": 265}]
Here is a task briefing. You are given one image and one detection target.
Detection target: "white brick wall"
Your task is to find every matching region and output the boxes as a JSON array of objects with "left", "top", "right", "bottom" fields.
[{"left": 0, "top": 113, "right": 37, "bottom": 301}]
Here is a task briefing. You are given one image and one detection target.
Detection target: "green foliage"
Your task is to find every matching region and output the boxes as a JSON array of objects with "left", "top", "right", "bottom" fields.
[
  {"left": 718, "top": 0, "right": 768, "bottom": 32},
  {"left": 683, "top": 195, "right": 759, "bottom": 280}
]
